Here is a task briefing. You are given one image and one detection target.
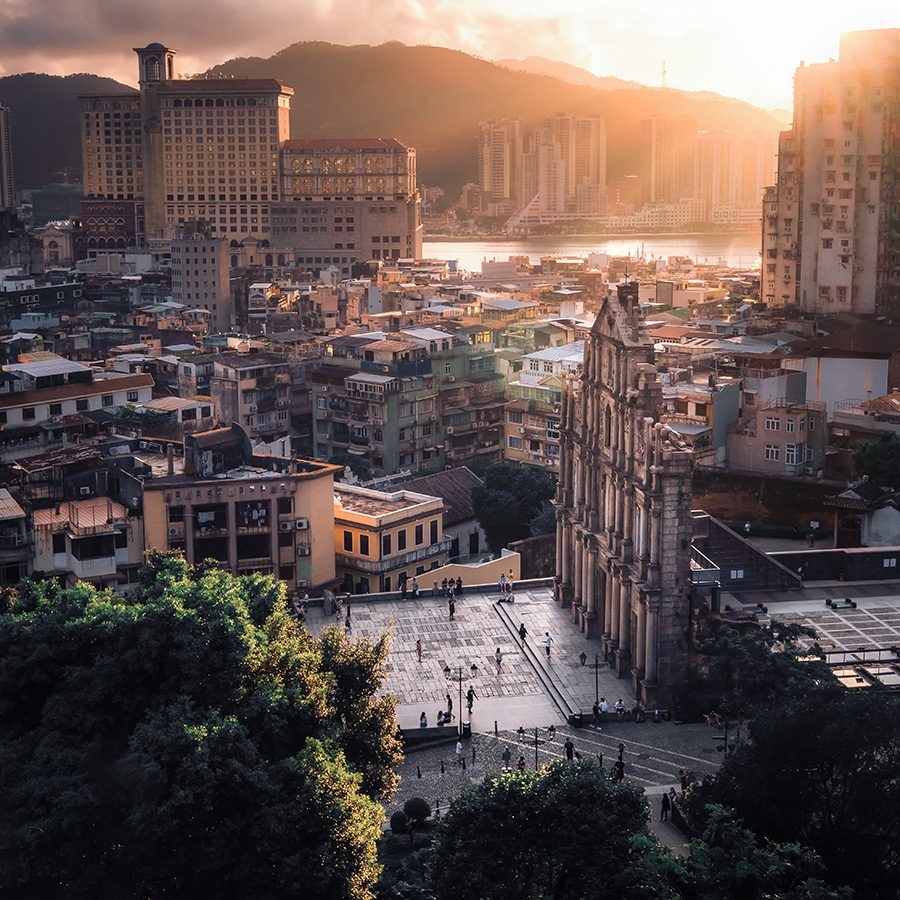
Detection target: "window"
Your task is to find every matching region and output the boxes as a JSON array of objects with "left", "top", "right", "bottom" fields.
[
  {"left": 764, "top": 445, "right": 780, "bottom": 461},
  {"left": 279, "top": 565, "right": 295, "bottom": 582},
  {"left": 414, "top": 523, "right": 423, "bottom": 545},
  {"left": 127, "top": 391, "right": 139, "bottom": 402},
  {"left": 343, "top": 530, "right": 353, "bottom": 552},
  {"left": 52, "top": 533, "right": 66, "bottom": 554},
  {"left": 786, "top": 418, "right": 795, "bottom": 433},
  {"left": 508, "top": 409, "right": 523, "bottom": 424},
  {"left": 730, "top": 569, "right": 744, "bottom": 580},
  {"left": 809, "top": 416, "right": 817, "bottom": 431},
  {"left": 765, "top": 417, "right": 780, "bottom": 431},
  {"left": 359, "top": 534, "right": 369, "bottom": 556},
  {"left": 278, "top": 530, "right": 293, "bottom": 548},
  {"left": 430, "top": 520, "right": 438, "bottom": 545},
  {"left": 102, "top": 394, "right": 114, "bottom": 407},
  {"left": 785, "top": 444, "right": 798, "bottom": 465},
  {"left": 382, "top": 533, "right": 392, "bottom": 556},
  {"left": 508, "top": 436, "right": 524, "bottom": 450},
  {"left": 316, "top": 396, "right": 326, "bottom": 410},
  {"left": 168, "top": 506, "right": 185, "bottom": 523},
  {"left": 277, "top": 497, "right": 292, "bottom": 514},
  {"left": 49, "top": 403, "right": 62, "bottom": 416},
  {"left": 883, "top": 558, "right": 897, "bottom": 568},
  {"left": 22, "top": 407, "right": 35, "bottom": 420},
  {"left": 397, "top": 529, "right": 407, "bottom": 551},
  {"left": 76, "top": 399, "right": 89, "bottom": 412}
]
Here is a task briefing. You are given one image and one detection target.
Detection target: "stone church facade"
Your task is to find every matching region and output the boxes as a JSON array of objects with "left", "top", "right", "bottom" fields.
[{"left": 556, "top": 284, "right": 694, "bottom": 705}]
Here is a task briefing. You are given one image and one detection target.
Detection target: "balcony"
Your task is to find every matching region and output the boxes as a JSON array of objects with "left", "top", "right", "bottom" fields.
[
  {"left": 690, "top": 546, "right": 721, "bottom": 586},
  {"left": 335, "top": 537, "right": 452, "bottom": 574},
  {"left": 71, "top": 555, "right": 117, "bottom": 580}
]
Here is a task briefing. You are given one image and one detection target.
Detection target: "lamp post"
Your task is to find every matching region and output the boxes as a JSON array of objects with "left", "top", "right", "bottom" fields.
[{"left": 444, "top": 663, "right": 478, "bottom": 737}]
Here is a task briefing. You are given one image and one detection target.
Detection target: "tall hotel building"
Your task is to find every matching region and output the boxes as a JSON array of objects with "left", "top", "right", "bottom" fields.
[
  {"left": 79, "top": 43, "right": 293, "bottom": 255},
  {"left": 762, "top": 30, "right": 900, "bottom": 315},
  {"left": 478, "top": 118, "right": 523, "bottom": 212},
  {"left": 0, "top": 104, "right": 14, "bottom": 210}
]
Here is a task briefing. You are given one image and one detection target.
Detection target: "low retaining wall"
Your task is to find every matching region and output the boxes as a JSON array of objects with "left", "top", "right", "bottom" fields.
[{"left": 770, "top": 546, "right": 900, "bottom": 582}]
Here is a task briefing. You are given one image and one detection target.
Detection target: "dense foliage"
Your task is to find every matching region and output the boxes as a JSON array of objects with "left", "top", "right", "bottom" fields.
[
  {"left": 0, "top": 552, "right": 402, "bottom": 900},
  {"left": 853, "top": 433, "right": 900, "bottom": 488},
  {"left": 472, "top": 462, "right": 556, "bottom": 553},
  {"left": 687, "top": 690, "right": 900, "bottom": 899}
]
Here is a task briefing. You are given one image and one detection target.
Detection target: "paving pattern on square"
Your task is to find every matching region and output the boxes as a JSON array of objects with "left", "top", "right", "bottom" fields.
[{"left": 305, "top": 585, "right": 629, "bottom": 730}]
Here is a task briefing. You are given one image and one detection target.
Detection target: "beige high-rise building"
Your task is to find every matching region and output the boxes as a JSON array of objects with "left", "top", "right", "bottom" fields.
[
  {"left": 764, "top": 29, "right": 900, "bottom": 315},
  {"left": 80, "top": 43, "right": 293, "bottom": 249},
  {"left": 640, "top": 117, "right": 697, "bottom": 205},
  {"left": 0, "top": 105, "right": 14, "bottom": 210},
  {"left": 478, "top": 119, "right": 522, "bottom": 207}
]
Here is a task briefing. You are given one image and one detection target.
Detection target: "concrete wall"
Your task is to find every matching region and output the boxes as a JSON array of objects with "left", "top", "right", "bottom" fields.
[
  {"left": 428, "top": 549, "right": 521, "bottom": 586},
  {"left": 861, "top": 506, "right": 900, "bottom": 548},
  {"left": 784, "top": 357, "right": 888, "bottom": 416},
  {"left": 770, "top": 547, "right": 900, "bottom": 582}
]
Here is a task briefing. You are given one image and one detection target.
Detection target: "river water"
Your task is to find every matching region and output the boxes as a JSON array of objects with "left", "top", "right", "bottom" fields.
[{"left": 423, "top": 232, "right": 761, "bottom": 273}]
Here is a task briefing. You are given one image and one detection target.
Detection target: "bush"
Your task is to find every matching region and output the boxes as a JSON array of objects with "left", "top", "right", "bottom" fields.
[
  {"left": 403, "top": 797, "right": 431, "bottom": 825},
  {"left": 390, "top": 811, "right": 408, "bottom": 834}
]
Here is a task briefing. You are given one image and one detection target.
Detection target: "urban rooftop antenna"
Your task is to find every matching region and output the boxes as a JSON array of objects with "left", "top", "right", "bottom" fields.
[{"left": 661, "top": 60, "right": 667, "bottom": 88}]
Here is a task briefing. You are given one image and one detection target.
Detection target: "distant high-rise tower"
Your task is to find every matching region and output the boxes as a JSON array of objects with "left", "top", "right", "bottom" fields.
[
  {"left": 640, "top": 117, "right": 697, "bottom": 205},
  {"left": 762, "top": 29, "right": 900, "bottom": 314},
  {"left": 478, "top": 119, "right": 522, "bottom": 208},
  {"left": 0, "top": 105, "right": 14, "bottom": 210}
]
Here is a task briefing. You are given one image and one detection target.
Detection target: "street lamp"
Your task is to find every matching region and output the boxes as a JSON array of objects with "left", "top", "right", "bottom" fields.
[{"left": 444, "top": 662, "right": 478, "bottom": 737}]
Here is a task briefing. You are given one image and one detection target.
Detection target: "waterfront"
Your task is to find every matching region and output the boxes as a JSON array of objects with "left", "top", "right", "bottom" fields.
[{"left": 423, "top": 232, "right": 761, "bottom": 273}]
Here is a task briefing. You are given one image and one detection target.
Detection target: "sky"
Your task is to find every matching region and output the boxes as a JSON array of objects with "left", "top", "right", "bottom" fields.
[{"left": 0, "top": 0, "right": 896, "bottom": 109}]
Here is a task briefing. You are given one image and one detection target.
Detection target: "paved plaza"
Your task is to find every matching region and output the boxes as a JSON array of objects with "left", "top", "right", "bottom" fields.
[{"left": 305, "top": 582, "right": 630, "bottom": 731}]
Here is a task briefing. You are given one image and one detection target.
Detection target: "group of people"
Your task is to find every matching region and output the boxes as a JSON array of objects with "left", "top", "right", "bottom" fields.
[
  {"left": 500, "top": 746, "right": 527, "bottom": 771},
  {"left": 591, "top": 696, "right": 610, "bottom": 725},
  {"left": 497, "top": 570, "right": 516, "bottom": 600}
]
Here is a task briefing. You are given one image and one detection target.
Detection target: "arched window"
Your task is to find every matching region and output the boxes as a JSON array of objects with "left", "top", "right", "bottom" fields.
[
  {"left": 184, "top": 99, "right": 193, "bottom": 108},
  {"left": 215, "top": 98, "right": 224, "bottom": 107},
  {"left": 265, "top": 254, "right": 273, "bottom": 266},
  {"left": 604, "top": 405, "right": 612, "bottom": 448},
  {"left": 173, "top": 98, "right": 182, "bottom": 107},
  {"left": 230, "top": 255, "right": 238, "bottom": 267},
  {"left": 277, "top": 254, "right": 285, "bottom": 266},
  {"left": 145, "top": 57, "right": 161, "bottom": 82}
]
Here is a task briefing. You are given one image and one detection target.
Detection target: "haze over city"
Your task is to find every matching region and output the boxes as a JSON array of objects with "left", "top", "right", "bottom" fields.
[{"left": 0, "top": 0, "right": 895, "bottom": 108}]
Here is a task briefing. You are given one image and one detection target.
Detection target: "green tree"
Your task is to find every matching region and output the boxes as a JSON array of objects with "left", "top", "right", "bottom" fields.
[
  {"left": 472, "top": 462, "right": 556, "bottom": 554},
  {"left": 429, "top": 759, "right": 648, "bottom": 900},
  {"left": 688, "top": 691, "right": 900, "bottom": 899},
  {"left": 330, "top": 451, "right": 373, "bottom": 481},
  {"left": 853, "top": 432, "right": 900, "bottom": 486},
  {"left": 0, "top": 551, "right": 401, "bottom": 900},
  {"left": 528, "top": 500, "right": 557, "bottom": 537}
]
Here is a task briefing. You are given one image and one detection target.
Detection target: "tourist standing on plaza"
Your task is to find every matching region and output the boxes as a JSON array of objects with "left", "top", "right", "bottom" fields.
[
  {"left": 446, "top": 693, "right": 453, "bottom": 719},
  {"left": 660, "top": 792, "right": 671, "bottom": 822},
  {"left": 449, "top": 598, "right": 456, "bottom": 621},
  {"left": 466, "top": 685, "right": 478, "bottom": 714},
  {"left": 400, "top": 580, "right": 408, "bottom": 600},
  {"left": 456, "top": 738, "right": 464, "bottom": 766},
  {"left": 564, "top": 737, "right": 575, "bottom": 761},
  {"left": 519, "top": 623, "right": 527, "bottom": 645},
  {"left": 416, "top": 639, "right": 422, "bottom": 662},
  {"left": 498, "top": 572, "right": 507, "bottom": 594},
  {"left": 495, "top": 647, "right": 503, "bottom": 673},
  {"left": 501, "top": 746, "right": 512, "bottom": 770},
  {"left": 411, "top": 576, "right": 420, "bottom": 598},
  {"left": 455, "top": 576, "right": 463, "bottom": 595},
  {"left": 542, "top": 632, "right": 553, "bottom": 659},
  {"left": 592, "top": 701, "right": 600, "bottom": 727},
  {"left": 420, "top": 712, "right": 427, "bottom": 728}
]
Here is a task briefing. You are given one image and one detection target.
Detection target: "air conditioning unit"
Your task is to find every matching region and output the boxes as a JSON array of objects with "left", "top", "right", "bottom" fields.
[
  {"left": 168, "top": 526, "right": 181, "bottom": 537},
  {"left": 139, "top": 441, "right": 149, "bottom": 450},
  {"left": 295, "top": 518, "right": 309, "bottom": 530},
  {"left": 519, "top": 427, "right": 526, "bottom": 434},
  {"left": 296, "top": 545, "right": 311, "bottom": 557},
  {"left": 804, "top": 466, "right": 814, "bottom": 476},
  {"left": 79, "top": 486, "right": 91, "bottom": 496},
  {"left": 279, "top": 521, "right": 293, "bottom": 532},
  {"left": 447, "top": 375, "right": 456, "bottom": 382},
  {"left": 446, "top": 426, "right": 454, "bottom": 434}
]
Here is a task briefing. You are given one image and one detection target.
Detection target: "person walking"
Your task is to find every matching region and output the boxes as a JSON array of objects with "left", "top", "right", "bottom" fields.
[
  {"left": 416, "top": 639, "right": 422, "bottom": 662},
  {"left": 466, "top": 685, "right": 478, "bottom": 715},
  {"left": 592, "top": 700, "right": 600, "bottom": 727},
  {"left": 564, "top": 737, "right": 575, "bottom": 761},
  {"left": 542, "top": 632, "right": 553, "bottom": 659},
  {"left": 448, "top": 598, "right": 456, "bottom": 621},
  {"left": 669, "top": 787, "right": 677, "bottom": 808},
  {"left": 501, "top": 746, "right": 512, "bottom": 770},
  {"left": 519, "top": 623, "right": 527, "bottom": 645},
  {"left": 660, "top": 792, "right": 671, "bottom": 822},
  {"left": 411, "top": 576, "right": 420, "bottom": 598},
  {"left": 455, "top": 738, "right": 464, "bottom": 767},
  {"left": 495, "top": 647, "right": 503, "bottom": 674}
]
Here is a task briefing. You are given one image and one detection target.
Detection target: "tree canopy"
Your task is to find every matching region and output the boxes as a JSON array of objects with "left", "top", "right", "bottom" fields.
[
  {"left": 0, "top": 552, "right": 402, "bottom": 900},
  {"left": 853, "top": 432, "right": 900, "bottom": 487},
  {"left": 687, "top": 689, "right": 900, "bottom": 900},
  {"left": 472, "top": 462, "right": 556, "bottom": 553}
]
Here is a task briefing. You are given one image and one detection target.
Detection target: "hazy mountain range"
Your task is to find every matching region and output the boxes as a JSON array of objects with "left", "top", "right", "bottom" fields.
[{"left": 0, "top": 41, "right": 787, "bottom": 196}]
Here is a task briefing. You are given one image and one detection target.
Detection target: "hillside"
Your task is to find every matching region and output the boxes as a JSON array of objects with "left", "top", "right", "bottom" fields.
[
  {"left": 210, "top": 41, "right": 784, "bottom": 195},
  {"left": 0, "top": 73, "right": 136, "bottom": 190},
  {"left": 1, "top": 42, "right": 784, "bottom": 197},
  {"left": 495, "top": 56, "right": 641, "bottom": 91}
]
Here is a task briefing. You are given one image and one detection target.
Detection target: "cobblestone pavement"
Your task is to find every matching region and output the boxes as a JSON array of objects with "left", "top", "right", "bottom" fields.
[
  {"left": 389, "top": 721, "right": 719, "bottom": 854},
  {"left": 305, "top": 585, "right": 628, "bottom": 730}
]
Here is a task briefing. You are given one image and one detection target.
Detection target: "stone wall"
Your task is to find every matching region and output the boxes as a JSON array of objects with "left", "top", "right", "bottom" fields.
[{"left": 509, "top": 533, "right": 556, "bottom": 579}]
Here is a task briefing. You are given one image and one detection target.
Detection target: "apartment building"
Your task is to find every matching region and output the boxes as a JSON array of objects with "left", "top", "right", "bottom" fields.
[
  {"left": 333, "top": 483, "right": 449, "bottom": 594},
  {"left": 143, "top": 425, "right": 338, "bottom": 590},
  {"left": 0, "top": 357, "right": 153, "bottom": 461},
  {"left": 727, "top": 400, "right": 827, "bottom": 477},
  {"left": 640, "top": 117, "right": 697, "bottom": 205},
  {"left": 0, "top": 488, "right": 32, "bottom": 587},
  {"left": 170, "top": 225, "right": 232, "bottom": 331},
  {"left": 209, "top": 351, "right": 292, "bottom": 443},
  {"left": 503, "top": 341, "right": 583, "bottom": 472},
  {"left": 478, "top": 118, "right": 523, "bottom": 212},
  {"left": 764, "top": 29, "right": 900, "bottom": 315},
  {"left": 0, "top": 105, "right": 14, "bottom": 210}
]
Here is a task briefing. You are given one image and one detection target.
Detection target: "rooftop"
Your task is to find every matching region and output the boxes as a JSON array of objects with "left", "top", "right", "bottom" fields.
[
  {"left": 282, "top": 137, "right": 408, "bottom": 151},
  {"left": 402, "top": 466, "right": 482, "bottom": 527},
  {"left": 334, "top": 484, "right": 442, "bottom": 518}
]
